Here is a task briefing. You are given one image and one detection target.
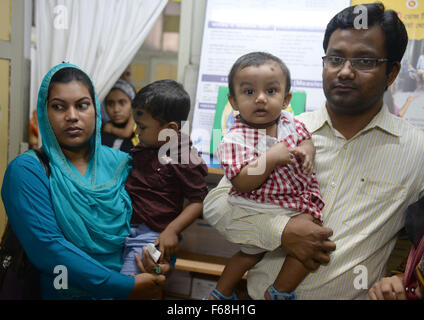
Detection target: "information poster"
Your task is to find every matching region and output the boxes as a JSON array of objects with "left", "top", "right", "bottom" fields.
[{"left": 191, "top": 0, "right": 350, "bottom": 161}]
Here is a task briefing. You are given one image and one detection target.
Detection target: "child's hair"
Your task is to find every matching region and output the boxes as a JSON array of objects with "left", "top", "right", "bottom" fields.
[
  {"left": 48, "top": 67, "right": 96, "bottom": 104},
  {"left": 228, "top": 52, "right": 291, "bottom": 97},
  {"left": 132, "top": 79, "right": 190, "bottom": 127}
]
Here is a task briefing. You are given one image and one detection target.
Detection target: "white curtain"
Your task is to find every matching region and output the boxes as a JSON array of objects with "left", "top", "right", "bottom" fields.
[{"left": 32, "top": 0, "right": 167, "bottom": 111}]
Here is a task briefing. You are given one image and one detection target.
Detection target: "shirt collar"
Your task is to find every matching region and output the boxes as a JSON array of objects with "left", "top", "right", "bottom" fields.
[
  {"left": 301, "top": 106, "right": 330, "bottom": 134},
  {"left": 306, "top": 104, "right": 400, "bottom": 137},
  {"left": 234, "top": 112, "right": 291, "bottom": 127},
  {"left": 364, "top": 104, "right": 400, "bottom": 137}
]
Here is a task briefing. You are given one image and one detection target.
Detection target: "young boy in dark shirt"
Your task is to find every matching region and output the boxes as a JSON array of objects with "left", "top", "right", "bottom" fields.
[{"left": 121, "top": 80, "right": 208, "bottom": 275}]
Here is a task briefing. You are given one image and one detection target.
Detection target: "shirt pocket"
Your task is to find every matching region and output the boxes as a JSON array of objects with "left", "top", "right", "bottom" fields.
[
  {"left": 357, "top": 177, "right": 406, "bottom": 202},
  {"left": 342, "top": 177, "right": 406, "bottom": 235}
]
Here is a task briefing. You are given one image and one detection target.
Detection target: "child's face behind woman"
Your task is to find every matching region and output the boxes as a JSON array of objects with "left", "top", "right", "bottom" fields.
[
  {"left": 105, "top": 89, "right": 132, "bottom": 125},
  {"left": 47, "top": 81, "right": 96, "bottom": 151}
]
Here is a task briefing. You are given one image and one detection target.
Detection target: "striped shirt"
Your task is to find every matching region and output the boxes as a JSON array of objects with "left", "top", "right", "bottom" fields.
[
  {"left": 217, "top": 111, "right": 323, "bottom": 220},
  {"left": 244, "top": 105, "right": 424, "bottom": 299}
]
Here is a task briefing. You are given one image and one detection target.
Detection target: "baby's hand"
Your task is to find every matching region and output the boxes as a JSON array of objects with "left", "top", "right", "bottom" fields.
[
  {"left": 154, "top": 228, "right": 179, "bottom": 260},
  {"left": 267, "top": 142, "right": 295, "bottom": 167},
  {"left": 288, "top": 146, "right": 313, "bottom": 175}
]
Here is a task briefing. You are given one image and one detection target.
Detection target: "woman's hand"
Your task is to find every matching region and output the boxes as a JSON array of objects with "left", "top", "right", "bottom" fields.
[
  {"left": 127, "top": 272, "right": 165, "bottom": 300},
  {"left": 368, "top": 274, "right": 407, "bottom": 300},
  {"left": 126, "top": 249, "right": 168, "bottom": 299},
  {"left": 139, "top": 247, "right": 172, "bottom": 276}
]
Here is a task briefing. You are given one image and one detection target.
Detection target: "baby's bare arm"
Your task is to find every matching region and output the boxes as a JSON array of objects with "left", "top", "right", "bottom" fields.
[{"left": 231, "top": 142, "right": 295, "bottom": 193}]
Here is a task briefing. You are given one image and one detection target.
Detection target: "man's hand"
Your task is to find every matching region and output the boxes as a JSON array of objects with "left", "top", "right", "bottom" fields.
[{"left": 281, "top": 213, "right": 335, "bottom": 271}]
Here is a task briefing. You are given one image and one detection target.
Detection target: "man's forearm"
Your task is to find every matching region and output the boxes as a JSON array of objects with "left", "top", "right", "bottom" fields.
[{"left": 281, "top": 214, "right": 335, "bottom": 271}]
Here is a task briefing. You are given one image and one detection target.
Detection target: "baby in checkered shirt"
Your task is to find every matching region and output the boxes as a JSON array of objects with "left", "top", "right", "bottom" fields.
[{"left": 208, "top": 52, "right": 324, "bottom": 300}]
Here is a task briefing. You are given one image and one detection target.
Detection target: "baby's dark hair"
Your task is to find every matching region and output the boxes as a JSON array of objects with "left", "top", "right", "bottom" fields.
[
  {"left": 132, "top": 79, "right": 190, "bottom": 127},
  {"left": 228, "top": 52, "right": 291, "bottom": 97},
  {"left": 48, "top": 67, "right": 96, "bottom": 103}
]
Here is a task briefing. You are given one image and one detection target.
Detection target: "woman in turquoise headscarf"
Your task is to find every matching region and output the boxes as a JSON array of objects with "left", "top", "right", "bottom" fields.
[{"left": 1, "top": 63, "right": 165, "bottom": 299}]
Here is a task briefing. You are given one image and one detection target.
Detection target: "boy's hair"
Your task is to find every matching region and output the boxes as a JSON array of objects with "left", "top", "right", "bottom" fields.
[
  {"left": 323, "top": 3, "right": 408, "bottom": 72},
  {"left": 132, "top": 79, "right": 191, "bottom": 126},
  {"left": 228, "top": 52, "right": 291, "bottom": 97}
]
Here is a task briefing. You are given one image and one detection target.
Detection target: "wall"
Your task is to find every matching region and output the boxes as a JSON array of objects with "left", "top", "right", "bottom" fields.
[
  {"left": 0, "top": 58, "right": 10, "bottom": 235},
  {"left": 177, "top": 0, "right": 206, "bottom": 128},
  {"left": 131, "top": 53, "right": 178, "bottom": 92},
  {"left": 129, "top": 1, "right": 180, "bottom": 92},
  {"left": 0, "top": 0, "right": 32, "bottom": 237},
  {"left": 0, "top": 0, "right": 12, "bottom": 236}
]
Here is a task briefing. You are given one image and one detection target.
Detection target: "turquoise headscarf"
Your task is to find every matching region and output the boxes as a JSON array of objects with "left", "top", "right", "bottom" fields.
[{"left": 36, "top": 63, "right": 132, "bottom": 271}]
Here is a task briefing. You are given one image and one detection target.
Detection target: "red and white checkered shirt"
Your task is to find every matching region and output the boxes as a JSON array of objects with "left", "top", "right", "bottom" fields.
[{"left": 217, "top": 111, "right": 323, "bottom": 221}]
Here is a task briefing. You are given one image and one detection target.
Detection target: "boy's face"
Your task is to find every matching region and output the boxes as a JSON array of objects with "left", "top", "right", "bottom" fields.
[
  {"left": 105, "top": 89, "right": 132, "bottom": 125},
  {"left": 133, "top": 107, "right": 168, "bottom": 148},
  {"left": 228, "top": 61, "right": 291, "bottom": 129}
]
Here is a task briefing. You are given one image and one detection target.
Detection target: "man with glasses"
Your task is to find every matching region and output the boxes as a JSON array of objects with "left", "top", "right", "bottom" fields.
[{"left": 203, "top": 3, "right": 424, "bottom": 299}]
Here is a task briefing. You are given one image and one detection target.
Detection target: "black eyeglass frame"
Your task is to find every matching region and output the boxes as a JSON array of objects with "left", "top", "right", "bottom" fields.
[{"left": 321, "top": 56, "right": 390, "bottom": 70}]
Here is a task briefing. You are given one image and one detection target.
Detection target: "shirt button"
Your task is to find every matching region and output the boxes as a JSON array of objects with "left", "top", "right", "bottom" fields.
[{"left": 330, "top": 182, "right": 336, "bottom": 188}]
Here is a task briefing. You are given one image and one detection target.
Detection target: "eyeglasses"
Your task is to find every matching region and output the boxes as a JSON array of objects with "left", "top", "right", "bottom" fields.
[{"left": 322, "top": 56, "right": 389, "bottom": 71}]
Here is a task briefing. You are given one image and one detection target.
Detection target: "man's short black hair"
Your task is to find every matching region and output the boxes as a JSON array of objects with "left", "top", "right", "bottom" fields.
[
  {"left": 132, "top": 79, "right": 190, "bottom": 126},
  {"left": 228, "top": 51, "right": 291, "bottom": 97},
  {"left": 323, "top": 2, "right": 408, "bottom": 67}
]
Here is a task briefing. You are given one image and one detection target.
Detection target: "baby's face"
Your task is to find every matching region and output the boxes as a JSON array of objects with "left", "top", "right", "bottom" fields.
[{"left": 228, "top": 61, "right": 291, "bottom": 129}]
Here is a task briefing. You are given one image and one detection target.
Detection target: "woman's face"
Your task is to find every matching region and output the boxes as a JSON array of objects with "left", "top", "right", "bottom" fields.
[{"left": 47, "top": 81, "right": 96, "bottom": 151}]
